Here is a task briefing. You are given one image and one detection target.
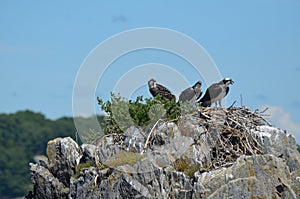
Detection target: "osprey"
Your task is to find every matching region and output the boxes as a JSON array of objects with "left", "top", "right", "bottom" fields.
[
  {"left": 179, "top": 81, "right": 202, "bottom": 104},
  {"left": 148, "top": 78, "right": 176, "bottom": 100},
  {"left": 199, "top": 78, "right": 234, "bottom": 107}
]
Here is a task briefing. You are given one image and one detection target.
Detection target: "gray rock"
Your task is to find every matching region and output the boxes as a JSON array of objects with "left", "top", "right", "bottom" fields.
[
  {"left": 46, "top": 137, "right": 82, "bottom": 186},
  {"left": 81, "top": 144, "right": 96, "bottom": 162},
  {"left": 195, "top": 155, "right": 299, "bottom": 199},
  {"left": 30, "top": 163, "right": 69, "bottom": 199},
  {"left": 252, "top": 126, "right": 300, "bottom": 172},
  {"left": 28, "top": 108, "right": 300, "bottom": 199},
  {"left": 94, "top": 135, "right": 121, "bottom": 166},
  {"left": 123, "top": 126, "right": 145, "bottom": 153},
  {"left": 69, "top": 167, "right": 102, "bottom": 199}
]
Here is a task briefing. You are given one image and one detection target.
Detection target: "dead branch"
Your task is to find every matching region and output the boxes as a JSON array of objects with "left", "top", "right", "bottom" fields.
[{"left": 141, "top": 119, "right": 162, "bottom": 155}]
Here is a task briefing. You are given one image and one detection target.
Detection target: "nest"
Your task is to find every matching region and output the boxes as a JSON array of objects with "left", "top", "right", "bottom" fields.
[
  {"left": 146, "top": 106, "right": 273, "bottom": 172},
  {"left": 195, "top": 106, "right": 271, "bottom": 170},
  {"left": 102, "top": 106, "right": 273, "bottom": 173}
]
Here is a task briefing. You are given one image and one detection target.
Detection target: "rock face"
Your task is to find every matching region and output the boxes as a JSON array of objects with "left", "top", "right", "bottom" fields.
[
  {"left": 29, "top": 107, "right": 300, "bottom": 199},
  {"left": 30, "top": 137, "right": 82, "bottom": 199}
]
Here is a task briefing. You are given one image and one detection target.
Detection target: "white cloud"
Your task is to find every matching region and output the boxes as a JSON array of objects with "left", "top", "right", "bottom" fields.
[{"left": 261, "top": 105, "right": 300, "bottom": 143}]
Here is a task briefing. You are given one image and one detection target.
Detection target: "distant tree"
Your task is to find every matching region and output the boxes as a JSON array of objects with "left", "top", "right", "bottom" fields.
[{"left": 0, "top": 111, "right": 78, "bottom": 198}]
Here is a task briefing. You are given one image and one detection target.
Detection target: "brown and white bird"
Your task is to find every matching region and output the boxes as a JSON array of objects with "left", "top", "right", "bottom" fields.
[
  {"left": 198, "top": 78, "right": 234, "bottom": 107},
  {"left": 148, "top": 78, "right": 176, "bottom": 100},
  {"left": 179, "top": 81, "right": 202, "bottom": 105}
]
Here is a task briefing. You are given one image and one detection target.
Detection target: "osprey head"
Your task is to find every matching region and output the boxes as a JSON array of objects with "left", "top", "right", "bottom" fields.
[
  {"left": 193, "top": 81, "right": 202, "bottom": 90},
  {"left": 148, "top": 78, "right": 156, "bottom": 88},
  {"left": 223, "top": 78, "right": 234, "bottom": 85}
]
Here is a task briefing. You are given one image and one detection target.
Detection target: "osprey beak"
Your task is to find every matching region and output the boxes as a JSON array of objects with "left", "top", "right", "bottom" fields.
[{"left": 230, "top": 80, "right": 234, "bottom": 84}]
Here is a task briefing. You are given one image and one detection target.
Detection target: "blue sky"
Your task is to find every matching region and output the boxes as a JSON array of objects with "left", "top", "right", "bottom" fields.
[{"left": 1, "top": 1, "right": 300, "bottom": 141}]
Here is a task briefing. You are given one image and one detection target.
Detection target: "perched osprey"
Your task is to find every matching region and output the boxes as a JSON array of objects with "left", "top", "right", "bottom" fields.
[
  {"left": 148, "top": 78, "right": 176, "bottom": 100},
  {"left": 179, "top": 81, "right": 202, "bottom": 104},
  {"left": 199, "top": 78, "right": 234, "bottom": 107}
]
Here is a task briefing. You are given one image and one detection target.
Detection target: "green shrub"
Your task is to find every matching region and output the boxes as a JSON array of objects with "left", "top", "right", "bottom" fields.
[{"left": 97, "top": 94, "right": 181, "bottom": 134}]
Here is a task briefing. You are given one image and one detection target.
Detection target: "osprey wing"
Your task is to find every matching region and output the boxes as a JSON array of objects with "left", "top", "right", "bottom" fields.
[
  {"left": 207, "top": 84, "right": 223, "bottom": 99},
  {"left": 199, "top": 83, "right": 222, "bottom": 102},
  {"left": 156, "top": 83, "right": 176, "bottom": 100},
  {"left": 179, "top": 88, "right": 195, "bottom": 102},
  {"left": 149, "top": 87, "right": 157, "bottom": 97}
]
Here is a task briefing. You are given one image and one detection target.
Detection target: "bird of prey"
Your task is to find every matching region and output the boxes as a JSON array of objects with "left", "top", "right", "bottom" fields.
[
  {"left": 198, "top": 78, "right": 234, "bottom": 107},
  {"left": 148, "top": 78, "right": 176, "bottom": 100},
  {"left": 179, "top": 81, "right": 202, "bottom": 105}
]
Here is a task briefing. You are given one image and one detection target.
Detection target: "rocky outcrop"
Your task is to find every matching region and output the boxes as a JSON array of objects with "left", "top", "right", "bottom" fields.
[
  {"left": 29, "top": 107, "right": 300, "bottom": 198},
  {"left": 30, "top": 137, "right": 82, "bottom": 198},
  {"left": 195, "top": 154, "right": 298, "bottom": 198}
]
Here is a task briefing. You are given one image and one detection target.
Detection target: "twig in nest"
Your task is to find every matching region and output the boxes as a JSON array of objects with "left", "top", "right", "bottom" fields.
[
  {"left": 227, "top": 100, "right": 237, "bottom": 109},
  {"left": 247, "top": 131, "right": 262, "bottom": 148},
  {"left": 227, "top": 117, "right": 243, "bottom": 127},
  {"left": 259, "top": 116, "right": 272, "bottom": 126},
  {"left": 198, "top": 110, "right": 211, "bottom": 119},
  {"left": 141, "top": 119, "right": 161, "bottom": 155},
  {"left": 260, "top": 107, "right": 269, "bottom": 114},
  {"left": 243, "top": 137, "right": 255, "bottom": 155}
]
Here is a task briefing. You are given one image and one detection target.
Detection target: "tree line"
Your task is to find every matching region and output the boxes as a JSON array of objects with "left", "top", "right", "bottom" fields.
[{"left": 0, "top": 110, "right": 104, "bottom": 198}]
